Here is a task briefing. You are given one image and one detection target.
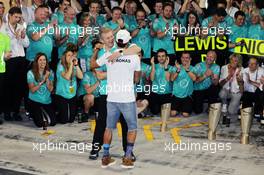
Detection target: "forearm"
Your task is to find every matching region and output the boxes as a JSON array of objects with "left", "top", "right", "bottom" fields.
[
  {"left": 140, "top": 1, "right": 151, "bottom": 15},
  {"left": 150, "top": 66, "right": 155, "bottom": 81},
  {"left": 28, "top": 83, "right": 42, "bottom": 93},
  {"left": 123, "top": 45, "right": 141, "bottom": 55},
  {"left": 219, "top": 78, "right": 228, "bottom": 87},
  {"left": 131, "top": 28, "right": 140, "bottom": 38},
  {"left": 47, "top": 81, "right": 53, "bottom": 92},
  {"left": 76, "top": 66, "right": 83, "bottom": 79},
  {"left": 179, "top": 1, "right": 188, "bottom": 15},
  {"left": 86, "top": 81, "right": 100, "bottom": 94},
  {"left": 134, "top": 72, "right": 141, "bottom": 84},
  {"left": 156, "top": 31, "right": 166, "bottom": 38},
  {"left": 56, "top": 36, "right": 69, "bottom": 46},
  {"left": 63, "top": 66, "right": 73, "bottom": 80},
  {"left": 102, "top": 1, "right": 111, "bottom": 17},
  {"left": 196, "top": 75, "right": 207, "bottom": 83},
  {"left": 119, "top": 0, "right": 126, "bottom": 10},
  {"left": 188, "top": 72, "right": 197, "bottom": 81},
  {"left": 192, "top": 2, "right": 203, "bottom": 15},
  {"left": 90, "top": 49, "right": 100, "bottom": 70},
  {"left": 165, "top": 71, "right": 170, "bottom": 81},
  {"left": 171, "top": 72, "right": 179, "bottom": 81}
]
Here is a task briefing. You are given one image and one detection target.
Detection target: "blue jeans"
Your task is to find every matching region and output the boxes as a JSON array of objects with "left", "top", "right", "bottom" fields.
[{"left": 106, "top": 102, "right": 137, "bottom": 131}]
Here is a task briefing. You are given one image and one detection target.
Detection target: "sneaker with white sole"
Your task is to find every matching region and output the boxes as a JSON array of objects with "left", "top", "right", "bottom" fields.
[
  {"left": 121, "top": 157, "right": 134, "bottom": 169},
  {"left": 101, "top": 156, "right": 116, "bottom": 168}
]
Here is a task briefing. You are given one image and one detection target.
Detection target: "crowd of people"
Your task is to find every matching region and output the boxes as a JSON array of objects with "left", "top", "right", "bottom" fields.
[{"left": 0, "top": 0, "right": 264, "bottom": 169}]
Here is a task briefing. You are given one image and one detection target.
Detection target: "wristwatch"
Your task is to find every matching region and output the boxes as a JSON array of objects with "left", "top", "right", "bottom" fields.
[{"left": 164, "top": 68, "right": 169, "bottom": 71}]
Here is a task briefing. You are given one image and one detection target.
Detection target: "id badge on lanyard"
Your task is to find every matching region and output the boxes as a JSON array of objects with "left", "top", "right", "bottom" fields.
[{"left": 69, "top": 81, "right": 74, "bottom": 94}]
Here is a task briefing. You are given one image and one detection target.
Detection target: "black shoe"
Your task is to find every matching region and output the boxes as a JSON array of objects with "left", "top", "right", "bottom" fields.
[
  {"left": 4, "top": 112, "right": 13, "bottom": 121},
  {"left": 89, "top": 150, "right": 99, "bottom": 160},
  {"left": 13, "top": 113, "right": 23, "bottom": 121},
  {"left": 0, "top": 119, "right": 3, "bottom": 125},
  {"left": 81, "top": 113, "right": 89, "bottom": 123},
  {"left": 226, "top": 118, "right": 230, "bottom": 127},
  {"left": 222, "top": 115, "right": 227, "bottom": 125}
]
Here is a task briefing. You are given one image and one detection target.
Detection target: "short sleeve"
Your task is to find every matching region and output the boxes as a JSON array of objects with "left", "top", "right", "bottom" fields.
[
  {"left": 26, "top": 24, "right": 36, "bottom": 38},
  {"left": 56, "top": 63, "right": 65, "bottom": 78},
  {"left": 213, "top": 65, "right": 220, "bottom": 75},
  {"left": 27, "top": 71, "right": 35, "bottom": 84},
  {"left": 152, "top": 18, "right": 161, "bottom": 32}
]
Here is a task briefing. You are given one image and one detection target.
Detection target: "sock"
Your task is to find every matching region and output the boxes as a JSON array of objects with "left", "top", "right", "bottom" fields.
[
  {"left": 103, "top": 144, "right": 110, "bottom": 157},
  {"left": 125, "top": 142, "right": 134, "bottom": 158}
]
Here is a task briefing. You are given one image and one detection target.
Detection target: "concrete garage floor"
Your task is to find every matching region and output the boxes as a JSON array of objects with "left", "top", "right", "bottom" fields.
[{"left": 0, "top": 114, "right": 263, "bottom": 175}]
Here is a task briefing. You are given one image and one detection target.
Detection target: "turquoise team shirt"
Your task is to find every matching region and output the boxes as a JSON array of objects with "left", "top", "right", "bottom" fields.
[
  {"left": 170, "top": 65, "right": 196, "bottom": 98},
  {"left": 202, "top": 16, "right": 234, "bottom": 36},
  {"left": 27, "top": 70, "right": 54, "bottom": 104},
  {"left": 26, "top": 21, "right": 54, "bottom": 62},
  {"left": 148, "top": 14, "right": 159, "bottom": 50},
  {"left": 57, "top": 22, "right": 80, "bottom": 58},
  {"left": 228, "top": 24, "right": 248, "bottom": 52},
  {"left": 152, "top": 64, "right": 173, "bottom": 94},
  {"left": 78, "top": 35, "right": 94, "bottom": 71},
  {"left": 55, "top": 63, "right": 77, "bottom": 99},
  {"left": 51, "top": 11, "right": 77, "bottom": 25},
  {"left": 247, "top": 24, "right": 264, "bottom": 40},
  {"left": 78, "top": 72, "right": 100, "bottom": 97},
  {"left": 135, "top": 62, "right": 151, "bottom": 93},
  {"left": 131, "top": 27, "right": 151, "bottom": 58},
  {"left": 96, "top": 45, "right": 117, "bottom": 95},
  {"left": 94, "top": 15, "right": 106, "bottom": 27},
  {"left": 148, "top": 14, "right": 159, "bottom": 22},
  {"left": 178, "top": 12, "right": 203, "bottom": 27},
  {"left": 103, "top": 20, "right": 129, "bottom": 33},
  {"left": 123, "top": 14, "right": 138, "bottom": 32},
  {"left": 152, "top": 16, "right": 178, "bottom": 54},
  {"left": 194, "top": 62, "right": 220, "bottom": 91}
]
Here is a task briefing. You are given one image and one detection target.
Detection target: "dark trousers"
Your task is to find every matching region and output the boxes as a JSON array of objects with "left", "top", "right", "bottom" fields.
[
  {"left": 242, "top": 89, "right": 264, "bottom": 115},
  {"left": 149, "top": 92, "right": 172, "bottom": 115},
  {"left": 55, "top": 95, "right": 77, "bottom": 124},
  {"left": 91, "top": 95, "right": 128, "bottom": 152},
  {"left": 0, "top": 73, "right": 4, "bottom": 113},
  {"left": 3, "top": 57, "right": 27, "bottom": 114},
  {"left": 193, "top": 85, "right": 220, "bottom": 114},
  {"left": 28, "top": 99, "right": 56, "bottom": 127}
]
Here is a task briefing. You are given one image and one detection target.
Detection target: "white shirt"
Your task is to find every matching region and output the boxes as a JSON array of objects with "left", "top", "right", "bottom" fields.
[
  {"left": 243, "top": 67, "right": 264, "bottom": 92},
  {"left": 219, "top": 65, "right": 243, "bottom": 93},
  {"left": 96, "top": 50, "right": 141, "bottom": 103},
  {"left": 4, "top": 22, "right": 29, "bottom": 58}
]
